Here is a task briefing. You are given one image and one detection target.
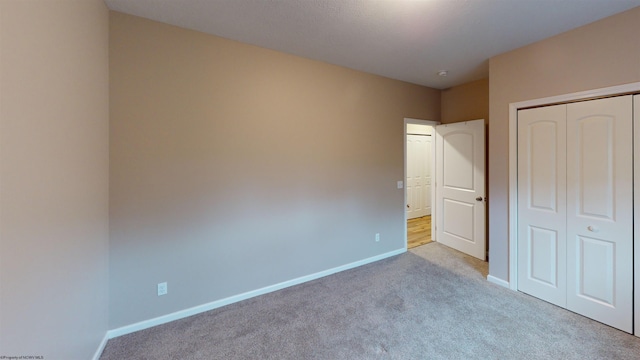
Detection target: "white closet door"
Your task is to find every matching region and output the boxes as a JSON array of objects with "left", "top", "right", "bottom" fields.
[
  {"left": 517, "top": 104, "right": 567, "bottom": 307},
  {"left": 566, "top": 95, "right": 633, "bottom": 333},
  {"left": 635, "top": 95, "right": 640, "bottom": 338},
  {"left": 406, "top": 134, "right": 430, "bottom": 219}
]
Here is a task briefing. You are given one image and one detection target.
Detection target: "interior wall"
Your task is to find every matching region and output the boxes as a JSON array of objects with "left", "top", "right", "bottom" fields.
[
  {"left": 488, "top": 6, "right": 640, "bottom": 282},
  {"left": 440, "top": 78, "right": 489, "bottom": 125},
  {"left": 0, "top": 0, "right": 110, "bottom": 358},
  {"left": 109, "top": 12, "right": 440, "bottom": 329}
]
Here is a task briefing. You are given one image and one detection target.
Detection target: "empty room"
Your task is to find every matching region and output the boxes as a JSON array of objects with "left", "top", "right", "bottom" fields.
[{"left": 2, "top": 1, "right": 640, "bottom": 359}]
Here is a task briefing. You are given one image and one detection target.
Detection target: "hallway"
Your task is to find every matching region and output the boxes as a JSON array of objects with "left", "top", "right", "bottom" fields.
[{"left": 407, "top": 215, "right": 431, "bottom": 249}]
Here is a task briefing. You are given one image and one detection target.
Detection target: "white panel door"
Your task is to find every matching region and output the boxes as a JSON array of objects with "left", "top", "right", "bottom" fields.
[
  {"left": 517, "top": 104, "right": 567, "bottom": 308},
  {"left": 423, "top": 136, "right": 432, "bottom": 216},
  {"left": 566, "top": 96, "right": 633, "bottom": 333},
  {"left": 406, "top": 134, "right": 431, "bottom": 219},
  {"left": 435, "top": 120, "right": 485, "bottom": 260},
  {"left": 635, "top": 95, "right": 640, "bottom": 338}
]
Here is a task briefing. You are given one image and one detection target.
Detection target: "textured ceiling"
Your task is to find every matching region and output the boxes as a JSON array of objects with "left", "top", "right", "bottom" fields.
[{"left": 104, "top": 0, "right": 640, "bottom": 89}]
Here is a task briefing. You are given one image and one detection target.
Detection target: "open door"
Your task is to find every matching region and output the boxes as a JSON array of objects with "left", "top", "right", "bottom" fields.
[{"left": 435, "top": 120, "right": 486, "bottom": 260}]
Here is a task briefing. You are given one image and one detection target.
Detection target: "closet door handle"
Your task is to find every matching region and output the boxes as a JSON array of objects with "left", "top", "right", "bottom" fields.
[{"left": 587, "top": 225, "right": 598, "bottom": 232}]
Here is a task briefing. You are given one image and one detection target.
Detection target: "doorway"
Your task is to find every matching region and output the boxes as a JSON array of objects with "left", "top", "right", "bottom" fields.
[
  {"left": 404, "top": 118, "right": 487, "bottom": 259},
  {"left": 404, "top": 118, "right": 439, "bottom": 249}
]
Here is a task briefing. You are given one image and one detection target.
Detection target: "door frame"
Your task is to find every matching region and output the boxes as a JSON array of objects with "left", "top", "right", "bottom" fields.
[
  {"left": 507, "top": 82, "right": 640, "bottom": 293},
  {"left": 404, "top": 118, "right": 440, "bottom": 250}
]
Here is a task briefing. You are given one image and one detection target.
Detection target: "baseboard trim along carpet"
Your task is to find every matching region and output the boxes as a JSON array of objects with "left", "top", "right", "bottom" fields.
[
  {"left": 101, "top": 243, "right": 640, "bottom": 359},
  {"left": 487, "top": 274, "right": 510, "bottom": 288},
  {"left": 92, "top": 333, "right": 109, "bottom": 360},
  {"left": 106, "top": 247, "right": 406, "bottom": 339}
]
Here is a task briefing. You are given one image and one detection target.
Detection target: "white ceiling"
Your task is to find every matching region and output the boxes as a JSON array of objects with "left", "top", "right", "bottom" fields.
[{"left": 104, "top": 0, "right": 640, "bottom": 89}]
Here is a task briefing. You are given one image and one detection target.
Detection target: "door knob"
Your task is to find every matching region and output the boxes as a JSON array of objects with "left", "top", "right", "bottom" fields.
[
  {"left": 587, "top": 225, "right": 598, "bottom": 232},
  {"left": 476, "top": 197, "right": 483, "bottom": 201}
]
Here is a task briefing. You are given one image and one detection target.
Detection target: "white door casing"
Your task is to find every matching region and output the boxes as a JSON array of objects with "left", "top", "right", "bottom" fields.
[
  {"left": 634, "top": 94, "right": 640, "bottom": 337},
  {"left": 565, "top": 96, "right": 633, "bottom": 333},
  {"left": 517, "top": 104, "right": 567, "bottom": 308},
  {"left": 435, "top": 119, "right": 486, "bottom": 260},
  {"left": 406, "top": 134, "right": 431, "bottom": 219}
]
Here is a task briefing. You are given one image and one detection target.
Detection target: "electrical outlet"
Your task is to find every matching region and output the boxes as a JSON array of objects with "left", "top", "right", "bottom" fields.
[
  {"left": 375, "top": 233, "right": 380, "bottom": 242},
  {"left": 157, "top": 282, "right": 168, "bottom": 296}
]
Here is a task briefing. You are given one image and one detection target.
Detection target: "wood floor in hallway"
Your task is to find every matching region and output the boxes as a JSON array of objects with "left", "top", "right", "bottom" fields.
[{"left": 407, "top": 215, "right": 431, "bottom": 249}]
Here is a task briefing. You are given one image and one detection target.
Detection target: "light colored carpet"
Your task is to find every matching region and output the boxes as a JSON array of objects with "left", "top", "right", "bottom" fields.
[{"left": 101, "top": 243, "right": 640, "bottom": 359}]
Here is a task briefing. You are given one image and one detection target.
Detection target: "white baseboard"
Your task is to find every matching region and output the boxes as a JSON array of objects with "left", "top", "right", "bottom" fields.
[
  {"left": 487, "top": 275, "right": 510, "bottom": 289},
  {"left": 92, "top": 332, "right": 109, "bottom": 360},
  {"left": 108, "top": 248, "right": 406, "bottom": 339}
]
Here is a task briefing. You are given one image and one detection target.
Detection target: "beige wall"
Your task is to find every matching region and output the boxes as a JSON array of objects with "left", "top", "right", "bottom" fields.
[
  {"left": 0, "top": 0, "right": 110, "bottom": 358},
  {"left": 109, "top": 12, "right": 439, "bottom": 329},
  {"left": 441, "top": 78, "right": 489, "bottom": 124},
  {"left": 488, "top": 7, "right": 640, "bottom": 281}
]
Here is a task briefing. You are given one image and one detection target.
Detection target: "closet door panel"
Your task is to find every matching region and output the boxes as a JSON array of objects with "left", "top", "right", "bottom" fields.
[
  {"left": 517, "top": 104, "right": 567, "bottom": 307},
  {"left": 566, "top": 95, "right": 633, "bottom": 333}
]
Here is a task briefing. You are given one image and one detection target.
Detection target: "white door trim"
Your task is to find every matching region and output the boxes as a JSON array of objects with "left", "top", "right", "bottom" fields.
[
  {"left": 507, "top": 81, "right": 640, "bottom": 291},
  {"left": 404, "top": 118, "right": 440, "bottom": 249},
  {"left": 634, "top": 95, "right": 640, "bottom": 337}
]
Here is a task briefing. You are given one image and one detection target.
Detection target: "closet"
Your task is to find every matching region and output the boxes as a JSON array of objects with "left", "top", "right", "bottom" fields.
[
  {"left": 517, "top": 95, "right": 637, "bottom": 333},
  {"left": 406, "top": 130, "right": 432, "bottom": 219}
]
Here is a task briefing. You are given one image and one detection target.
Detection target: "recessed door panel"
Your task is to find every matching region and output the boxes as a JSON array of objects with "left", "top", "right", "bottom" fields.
[
  {"left": 576, "top": 235, "right": 614, "bottom": 306},
  {"left": 575, "top": 116, "right": 614, "bottom": 220},
  {"left": 442, "top": 132, "right": 474, "bottom": 191},
  {"left": 442, "top": 199, "right": 474, "bottom": 242},
  {"left": 527, "top": 121, "right": 559, "bottom": 212},
  {"left": 528, "top": 226, "right": 559, "bottom": 287}
]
